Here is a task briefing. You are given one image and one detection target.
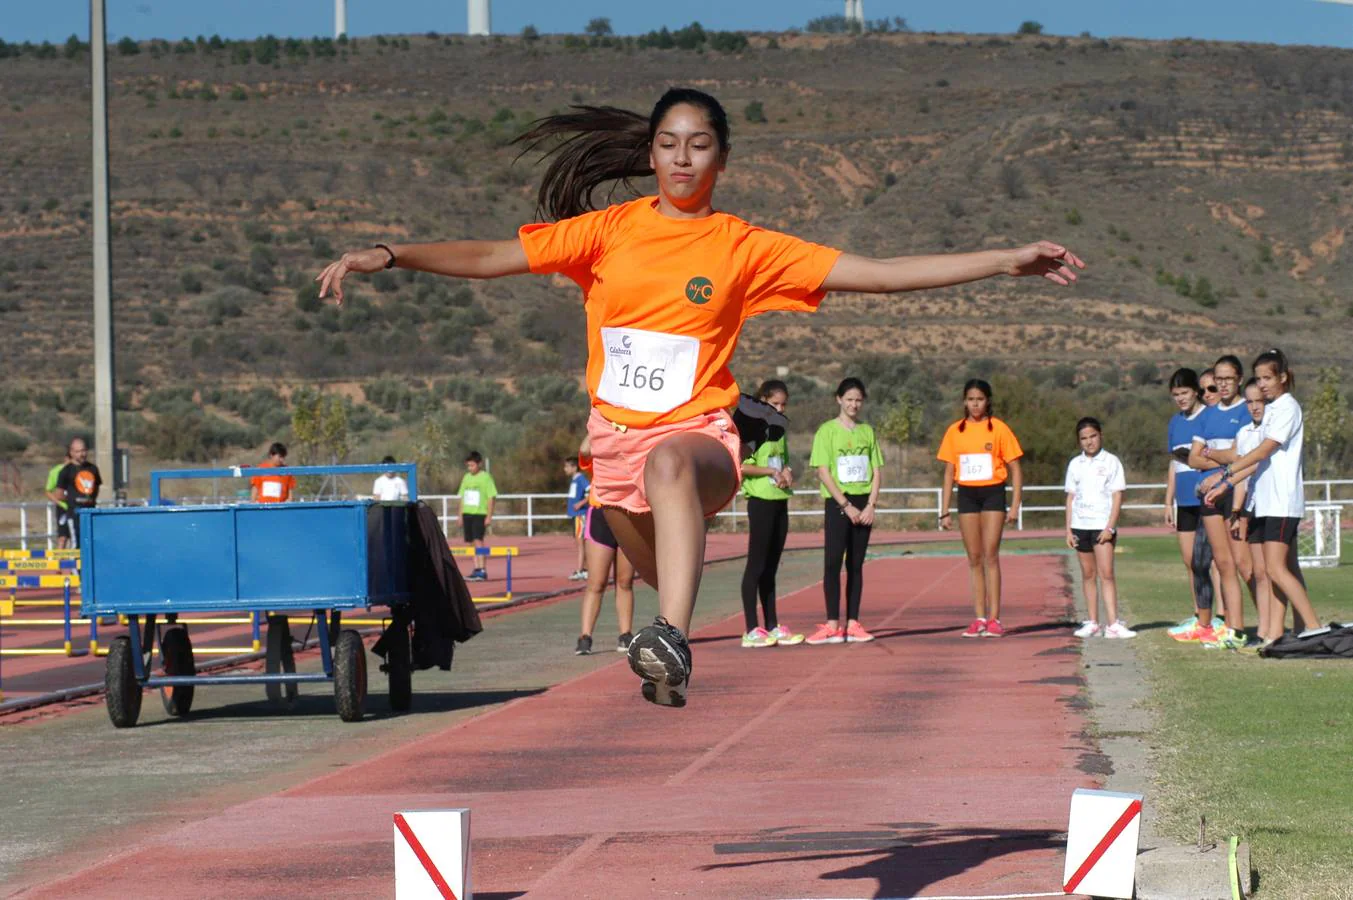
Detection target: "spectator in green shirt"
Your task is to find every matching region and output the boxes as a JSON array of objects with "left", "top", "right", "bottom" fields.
[
  {"left": 738, "top": 380, "right": 804, "bottom": 649},
  {"left": 44, "top": 447, "right": 72, "bottom": 549},
  {"left": 807, "top": 377, "right": 884, "bottom": 646},
  {"left": 457, "top": 451, "right": 498, "bottom": 581}
]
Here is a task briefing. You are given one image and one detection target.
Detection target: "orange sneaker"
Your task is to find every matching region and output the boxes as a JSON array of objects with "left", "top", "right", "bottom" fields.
[
  {"left": 805, "top": 623, "right": 845, "bottom": 645},
  {"left": 845, "top": 621, "right": 875, "bottom": 643}
]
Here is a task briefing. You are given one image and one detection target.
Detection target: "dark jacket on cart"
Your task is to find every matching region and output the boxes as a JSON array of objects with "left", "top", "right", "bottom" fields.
[{"left": 390, "top": 502, "right": 482, "bottom": 670}]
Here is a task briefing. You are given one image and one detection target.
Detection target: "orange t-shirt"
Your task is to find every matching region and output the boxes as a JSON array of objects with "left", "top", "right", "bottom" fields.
[
  {"left": 250, "top": 460, "right": 296, "bottom": 503},
  {"left": 936, "top": 417, "right": 1024, "bottom": 487},
  {"left": 519, "top": 198, "right": 841, "bottom": 429}
]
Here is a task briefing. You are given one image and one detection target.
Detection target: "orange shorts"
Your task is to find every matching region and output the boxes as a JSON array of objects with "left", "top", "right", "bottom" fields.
[{"left": 585, "top": 408, "right": 743, "bottom": 516}]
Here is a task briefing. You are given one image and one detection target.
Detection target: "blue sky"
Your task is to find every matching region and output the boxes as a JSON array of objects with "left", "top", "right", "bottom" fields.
[{"left": 7, "top": 1, "right": 1353, "bottom": 49}]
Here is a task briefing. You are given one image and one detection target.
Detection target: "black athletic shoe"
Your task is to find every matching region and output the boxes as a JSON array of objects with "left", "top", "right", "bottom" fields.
[
  {"left": 616, "top": 632, "right": 633, "bottom": 653},
  {"left": 627, "top": 616, "right": 691, "bottom": 707},
  {"left": 732, "top": 392, "right": 789, "bottom": 453},
  {"left": 575, "top": 634, "right": 593, "bottom": 656}
]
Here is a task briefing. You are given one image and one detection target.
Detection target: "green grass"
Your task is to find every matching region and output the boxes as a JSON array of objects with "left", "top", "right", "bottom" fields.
[{"left": 1115, "top": 536, "right": 1353, "bottom": 900}]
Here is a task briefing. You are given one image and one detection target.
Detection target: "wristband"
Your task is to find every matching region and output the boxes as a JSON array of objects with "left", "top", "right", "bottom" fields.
[{"left": 374, "top": 243, "right": 397, "bottom": 269}]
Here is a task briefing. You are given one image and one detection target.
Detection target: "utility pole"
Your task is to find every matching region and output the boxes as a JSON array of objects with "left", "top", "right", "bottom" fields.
[
  {"left": 91, "top": 0, "right": 118, "bottom": 491},
  {"left": 336, "top": 0, "right": 347, "bottom": 39}
]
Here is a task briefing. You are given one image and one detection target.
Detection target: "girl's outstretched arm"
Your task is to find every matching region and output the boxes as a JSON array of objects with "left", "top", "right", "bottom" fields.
[
  {"left": 821, "top": 241, "right": 1084, "bottom": 294},
  {"left": 317, "top": 239, "right": 530, "bottom": 303}
]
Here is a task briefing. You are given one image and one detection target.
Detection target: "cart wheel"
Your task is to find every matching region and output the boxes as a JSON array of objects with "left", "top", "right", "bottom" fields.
[
  {"left": 105, "top": 636, "right": 143, "bottom": 728},
  {"left": 386, "top": 622, "right": 412, "bottom": 713},
  {"left": 159, "top": 627, "right": 196, "bottom": 717},
  {"left": 334, "top": 629, "right": 367, "bottom": 723},
  {"left": 265, "top": 615, "right": 298, "bottom": 709}
]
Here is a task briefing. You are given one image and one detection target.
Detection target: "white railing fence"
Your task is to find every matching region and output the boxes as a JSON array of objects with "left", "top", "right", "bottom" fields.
[{"left": 4, "top": 479, "right": 1351, "bottom": 548}]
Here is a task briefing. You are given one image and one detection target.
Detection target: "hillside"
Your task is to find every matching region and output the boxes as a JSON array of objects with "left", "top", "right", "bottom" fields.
[{"left": 1, "top": 29, "right": 1351, "bottom": 492}]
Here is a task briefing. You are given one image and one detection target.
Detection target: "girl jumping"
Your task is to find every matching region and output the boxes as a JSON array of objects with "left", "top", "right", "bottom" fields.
[{"left": 317, "top": 88, "right": 1084, "bottom": 706}]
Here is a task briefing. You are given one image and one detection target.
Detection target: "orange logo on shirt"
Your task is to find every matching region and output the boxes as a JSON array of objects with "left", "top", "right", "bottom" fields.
[
  {"left": 684, "top": 276, "right": 714, "bottom": 305},
  {"left": 74, "top": 471, "right": 96, "bottom": 495}
]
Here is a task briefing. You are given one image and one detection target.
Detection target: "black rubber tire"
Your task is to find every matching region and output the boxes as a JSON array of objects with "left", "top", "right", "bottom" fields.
[
  {"left": 159, "top": 627, "right": 196, "bottom": 716},
  {"left": 105, "top": 636, "right": 143, "bottom": 728},
  {"left": 386, "top": 622, "right": 412, "bottom": 713},
  {"left": 333, "top": 629, "right": 367, "bottom": 723},
  {"left": 265, "top": 615, "right": 298, "bottom": 709}
]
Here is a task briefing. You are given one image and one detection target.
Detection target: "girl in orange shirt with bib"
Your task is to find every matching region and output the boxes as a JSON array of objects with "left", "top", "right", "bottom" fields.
[
  {"left": 937, "top": 380, "right": 1024, "bottom": 638},
  {"left": 318, "top": 89, "right": 1083, "bottom": 707}
]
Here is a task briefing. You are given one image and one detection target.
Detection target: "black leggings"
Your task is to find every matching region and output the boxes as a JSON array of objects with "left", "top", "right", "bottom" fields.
[
  {"left": 741, "top": 497, "right": 789, "bottom": 631},
  {"left": 1191, "top": 522, "right": 1215, "bottom": 611},
  {"left": 824, "top": 494, "right": 873, "bottom": 622}
]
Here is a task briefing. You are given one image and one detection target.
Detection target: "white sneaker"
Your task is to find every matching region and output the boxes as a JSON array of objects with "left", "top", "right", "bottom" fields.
[
  {"left": 568, "top": 570, "right": 588, "bottom": 581},
  {"left": 1073, "top": 620, "right": 1101, "bottom": 638},
  {"left": 1104, "top": 621, "right": 1137, "bottom": 639}
]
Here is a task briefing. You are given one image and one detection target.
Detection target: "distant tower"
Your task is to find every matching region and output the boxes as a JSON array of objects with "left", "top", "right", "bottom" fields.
[
  {"left": 845, "top": 0, "right": 864, "bottom": 27},
  {"left": 468, "top": 0, "right": 491, "bottom": 36},
  {"left": 335, "top": 0, "right": 347, "bottom": 39}
]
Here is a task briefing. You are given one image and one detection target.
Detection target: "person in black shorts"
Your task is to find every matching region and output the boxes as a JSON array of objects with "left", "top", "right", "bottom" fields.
[
  {"left": 574, "top": 440, "right": 635, "bottom": 655},
  {"left": 936, "top": 380, "right": 1025, "bottom": 638}
]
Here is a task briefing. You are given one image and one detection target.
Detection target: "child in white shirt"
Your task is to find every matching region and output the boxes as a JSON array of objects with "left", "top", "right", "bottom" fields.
[{"left": 1065, "top": 417, "right": 1133, "bottom": 638}]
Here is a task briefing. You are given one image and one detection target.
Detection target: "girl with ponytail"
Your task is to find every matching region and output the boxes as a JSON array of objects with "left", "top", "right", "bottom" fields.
[
  {"left": 317, "top": 88, "right": 1085, "bottom": 707},
  {"left": 936, "top": 379, "right": 1025, "bottom": 637}
]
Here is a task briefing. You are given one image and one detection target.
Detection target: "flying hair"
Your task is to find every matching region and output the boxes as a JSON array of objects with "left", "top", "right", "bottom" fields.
[{"left": 512, "top": 88, "right": 730, "bottom": 222}]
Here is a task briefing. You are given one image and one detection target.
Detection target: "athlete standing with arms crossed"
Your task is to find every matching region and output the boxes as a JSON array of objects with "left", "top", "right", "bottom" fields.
[{"left": 317, "top": 88, "right": 1084, "bottom": 706}]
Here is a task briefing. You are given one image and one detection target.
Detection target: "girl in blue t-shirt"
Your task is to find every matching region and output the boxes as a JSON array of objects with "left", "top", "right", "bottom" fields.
[
  {"left": 1185, "top": 354, "right": 1251, "bottom": 645},
  {"left": 1164, "top": 368, "right": 1220, "bottom": 643}
]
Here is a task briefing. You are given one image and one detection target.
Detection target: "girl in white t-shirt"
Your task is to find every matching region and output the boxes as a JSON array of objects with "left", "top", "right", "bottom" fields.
[
  {"left": 1203, "top": 349, "right": 1326, "bottom": 639},
  {"left": 1226, "top": 378, "right": 1280, "bottom": 644},
  {"left": 1064, "top": 418, "right": 1133, "bottom": 638}
]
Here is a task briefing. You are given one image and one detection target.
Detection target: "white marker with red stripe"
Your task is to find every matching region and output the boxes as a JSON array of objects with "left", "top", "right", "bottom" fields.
[
  {"left": 394, "top": 808, "right": 471, "bottom": 899},
  {"left": 1062, "top": 788, "right": 1142, "bottom": 898}
]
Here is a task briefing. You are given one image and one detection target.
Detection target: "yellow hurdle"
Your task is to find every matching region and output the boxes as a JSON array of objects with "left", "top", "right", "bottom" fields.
[
  {"left": 0, "top": 549, "right": 81, "bottom": 560},
  {"left": 0, "top": 559, "right": 80, "bottom": 571},
  {"left": 447, "top": 546, "right": 519, "bottom": 558},
  {"left": 0, "top": 598, "right": 13, "bottom": 616},
  {"left": 0, "top": 575, "right": 81, "bottom": 588},
  {"left": 472, "top": 593, "right": 513, "bottom": 604}
]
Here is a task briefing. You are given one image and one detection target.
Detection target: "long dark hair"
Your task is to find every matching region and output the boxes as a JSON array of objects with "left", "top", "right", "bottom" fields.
[
  {"left": 512, "top": 88, "right": 730, "bottom": 221},
  {"left": 957, "top": 379, "right": 993, "bottom": 432}
]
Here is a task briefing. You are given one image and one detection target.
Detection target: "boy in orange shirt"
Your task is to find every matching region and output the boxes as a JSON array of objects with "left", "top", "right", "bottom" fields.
[
  {"left": 317, "top": 89, "right": 1084, "bottom": 707},
  {"left": 250, "top": 442, "right": 296, "bottom": 504}
]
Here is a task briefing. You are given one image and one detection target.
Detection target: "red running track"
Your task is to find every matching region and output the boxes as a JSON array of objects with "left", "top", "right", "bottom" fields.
[
  {"left": 26, "top": 554, "right": 1098, "bottom": 899},
  {"left": 2, "top": 527, "right": 1129, "bottom": 704}
]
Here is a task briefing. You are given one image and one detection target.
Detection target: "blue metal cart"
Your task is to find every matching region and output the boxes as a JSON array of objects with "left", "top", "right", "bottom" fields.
[{"left": 80, "top": 464, "right": 418, "bottom": 727}]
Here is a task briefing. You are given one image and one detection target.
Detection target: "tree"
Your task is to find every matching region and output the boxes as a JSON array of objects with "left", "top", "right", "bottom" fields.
[
  {"left": 1018, "top": 21, "right": 1044, "bottom": 35},
  {"left": 585, "top": 17, "right": 613, "bottom": 37},
  {"left": 878, "top": 396, "right": 924, "bottom": 470},
  {"left": 744, "top": 101, "right": 767, "bottom": 124},
  {"left": 1306, "top": 368, "right": 1348, "bottom": 477},
  {"left": 116, "top": 36, "right": 140, "bottom": 56},
  {"left": 806, "top": 14, "right": 861, "bottom": 34},
  {"left": 521, "top": 24, "right": 540, "bottom": 42}
]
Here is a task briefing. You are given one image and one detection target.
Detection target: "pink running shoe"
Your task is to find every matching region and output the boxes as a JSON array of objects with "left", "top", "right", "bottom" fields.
[
  {"left": 983, "top": 619, "right": 1006, "bottom": 638},
  {"left": 805, "top": 623, "right": 845, "bottom": 645},
  {"left": 961, "top": 618, "right": 987, "bottom": 638},
  {"left": 845, "top": 621, "right": 875, "bottom": 643}
]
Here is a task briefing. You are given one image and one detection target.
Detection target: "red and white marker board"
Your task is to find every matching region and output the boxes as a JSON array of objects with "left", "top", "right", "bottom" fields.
[
  {"left": 1062, "top": 788, "right": 1142, "bottom": 898},
  {"left": 394, "top": 808, "right": 471, "bottom": 899}
]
